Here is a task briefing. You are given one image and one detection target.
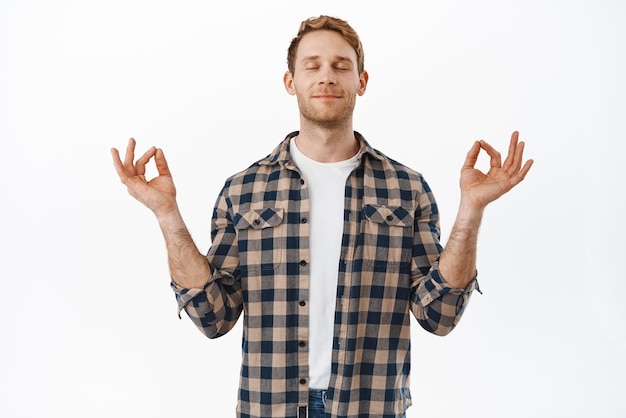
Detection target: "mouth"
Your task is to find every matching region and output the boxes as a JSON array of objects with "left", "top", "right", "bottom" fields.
[{"left": 313, "top": 95, "right": 341, "bottom": 100}]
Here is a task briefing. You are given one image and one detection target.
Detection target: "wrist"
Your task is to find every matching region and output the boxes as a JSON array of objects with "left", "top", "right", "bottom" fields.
[
  {"left": 155, "top": 204, "right": 185, "bottom": 231},
  {"left": 456, "top": 197, "right": 485, "bottom": 226}
]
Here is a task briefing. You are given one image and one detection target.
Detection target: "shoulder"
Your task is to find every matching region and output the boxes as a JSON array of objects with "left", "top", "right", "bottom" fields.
[
  {"left": 222, "top": 133, "right": 294, "bottom": 188},
  {"left": 220, "top": 160, "right": 278, "bottom": 194},
  {"left": 364, "top": 146, "right": 427, "bottom": 184},
  {"left": 356, "top": 132, "right": 424, "bottom": 182},
  {"left": 356, "top": 138, "right": 438, "bottom": 206}
]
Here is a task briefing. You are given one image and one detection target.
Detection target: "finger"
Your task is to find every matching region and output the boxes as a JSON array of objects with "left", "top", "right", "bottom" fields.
[
  {"left": 511, "top": 159, "right": 534, "bottom": 184},
  {"left": 462, "top": 141, "right": 481, "bottom": 169},
  {"left": 502, "top": 131, "right": 520, "bottom": 172},
  {"left": 135, "top": 146, "right": 157, "bottom": 176},
  {"left": 123, "top": 138, "right": 137, "bottom": 171},
  {"left": 155, "top": 148, "right": 172, "bottom": 176},
  {"left": 111, "top": 147, "right": 129, "bottom": 182},
  {"left": 509, "top": 140, "right": 526, "bottom": 175},
  {"left": 479, "top": 140, "right": 502, "bottom": 168}
]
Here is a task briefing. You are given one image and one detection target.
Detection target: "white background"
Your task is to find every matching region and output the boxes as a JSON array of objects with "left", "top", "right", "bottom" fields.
[{"left": 1, "top": 1, "right": 625, "bottom": 417}]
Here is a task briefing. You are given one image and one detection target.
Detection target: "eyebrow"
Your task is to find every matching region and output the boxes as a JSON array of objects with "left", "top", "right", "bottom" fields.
[{"left": 301, "top": 55, "right": 354, "bottom": 63}]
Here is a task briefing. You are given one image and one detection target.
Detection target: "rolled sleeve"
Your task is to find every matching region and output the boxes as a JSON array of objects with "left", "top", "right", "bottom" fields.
[
  {"left": 416, "top": 267, "right": 480, "bottom": 307},
  {"left": 171, "top": 281, "right": 208, "bottom": 318},
  {"left": 170, "top": 270, "right": 243, "bottom": 339},
  {"left": 412, "top": 264, "right": 480, "bottom": 336}
]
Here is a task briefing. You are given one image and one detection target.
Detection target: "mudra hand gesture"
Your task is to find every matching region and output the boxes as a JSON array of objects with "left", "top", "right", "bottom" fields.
[
  {"left": 459, "top": 131, "right": 533, "bottom": 211},
  {"left": 111, "top": 138, "right": 178, "bottom": 218}
]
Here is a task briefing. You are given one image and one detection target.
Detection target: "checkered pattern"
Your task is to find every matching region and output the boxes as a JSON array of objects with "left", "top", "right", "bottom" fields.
[{"left": 172, "top": 132, "right": 479, "bottom": 418}]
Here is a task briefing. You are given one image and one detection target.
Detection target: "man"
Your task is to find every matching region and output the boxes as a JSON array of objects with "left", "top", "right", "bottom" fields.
[{"left": 112, "top": 15, "right": 532, "bottom": 418}]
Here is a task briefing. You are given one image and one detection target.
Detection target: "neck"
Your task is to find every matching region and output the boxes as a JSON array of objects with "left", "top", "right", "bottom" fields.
[{"left": 295, "top": 120, "right": 359, "bottom": 163}]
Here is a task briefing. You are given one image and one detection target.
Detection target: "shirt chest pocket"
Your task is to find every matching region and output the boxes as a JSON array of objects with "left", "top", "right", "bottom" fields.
[
  {"left": 233, "top": 208, "right": 285, "bottom": 272},
  {"left": 362, "top": 204, "right": 414, "bottom": 269}
]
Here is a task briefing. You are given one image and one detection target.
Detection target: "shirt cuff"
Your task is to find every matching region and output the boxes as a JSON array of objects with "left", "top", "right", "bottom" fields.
[
  {"left": 170, "top": 281, "right": 208, "bottom": 318},
  {"left": 416, "top": 267, "right": 480, "bottom": 307},
  {"left": 170, "top": 270, "right": 238, "bottom": 318}
]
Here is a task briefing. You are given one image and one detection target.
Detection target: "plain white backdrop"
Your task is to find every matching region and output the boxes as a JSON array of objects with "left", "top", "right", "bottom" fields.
[{"left": 1, "top": 1, "right": 624, "bottom": 417}]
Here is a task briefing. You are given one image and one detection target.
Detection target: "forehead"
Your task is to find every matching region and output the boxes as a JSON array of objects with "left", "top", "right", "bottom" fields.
[{"left": 296, "top": 30, "right": 357, "bottom": 63}]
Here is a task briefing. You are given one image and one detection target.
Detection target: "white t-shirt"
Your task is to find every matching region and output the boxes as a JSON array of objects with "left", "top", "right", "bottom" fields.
[{"left": 290, "top": 138, "right": 359, "bottom": 390}]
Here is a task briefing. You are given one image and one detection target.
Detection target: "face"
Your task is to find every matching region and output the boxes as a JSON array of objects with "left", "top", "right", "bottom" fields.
[{"left": 284, "top": 30, "right": 368, "bottom": 129}]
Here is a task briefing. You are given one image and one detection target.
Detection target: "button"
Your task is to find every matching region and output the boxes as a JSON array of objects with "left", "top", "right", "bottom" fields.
[
  {"left": 300, "top": 179, "right": 305, "bottom": 185},
  {"left": 299, "top": 378, "right": 307, "bottom": 385},
  {"left": 299, "top": 341, "right": 306, "bottom": 348},
  {"left": 386, "top": 215, "right": 394, "bottom": 221},
  {"left": 253, "top": 219, "right": 260, "bottom": 225},
  {"left": 300, "top": 260, "right": 307, "bottom": 266},
  {"left": 301, "top": 217, "right": 307, "bottom": 223},
  {"left": 299, "top": 300, "right": 306, "bottom": 306}
]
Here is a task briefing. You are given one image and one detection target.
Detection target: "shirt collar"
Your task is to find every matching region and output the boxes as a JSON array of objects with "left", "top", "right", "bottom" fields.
[{"left": 258, "top": 131, "right": 386, "bottom": 167}]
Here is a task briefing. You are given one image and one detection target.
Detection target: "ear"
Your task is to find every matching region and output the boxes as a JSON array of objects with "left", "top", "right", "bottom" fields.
[
  {"left": 358, "top": 70, "right": 369, "bottom": 96},
  {"left": 283, "top": 71, "right": 296, "bottom": 96}
]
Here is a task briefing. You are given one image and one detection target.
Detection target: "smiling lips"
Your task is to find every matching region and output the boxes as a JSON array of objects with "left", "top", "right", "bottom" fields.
[{"left": 313, "top": 94, "right": 341, "bottom": 99}]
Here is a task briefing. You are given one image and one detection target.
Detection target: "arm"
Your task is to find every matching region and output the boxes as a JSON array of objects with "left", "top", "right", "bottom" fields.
[
  {"left": 112, "top": 139, "right": 243, "bottom": 337},
  {"left": 111, "top": 138, "right": 210, "bottom": 289},
  {"left": 439, "top": 131, "right": 533, "bottom": 288},
  {"left": 411, "top": 131, "right": 532, "bottom": 335}
]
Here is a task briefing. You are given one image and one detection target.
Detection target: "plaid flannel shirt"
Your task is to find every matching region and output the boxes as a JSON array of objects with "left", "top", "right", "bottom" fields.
[{"left": 172, "top": 132, "right": 479, "bottom": 418}]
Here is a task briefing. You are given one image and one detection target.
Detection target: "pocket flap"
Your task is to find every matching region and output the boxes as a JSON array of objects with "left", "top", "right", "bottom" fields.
[
  {"left": 363, "top": 204, "right": 413, "bottom": 227},
  {"left": 233, "top": 208, "right": 284, "bottom": 230}
]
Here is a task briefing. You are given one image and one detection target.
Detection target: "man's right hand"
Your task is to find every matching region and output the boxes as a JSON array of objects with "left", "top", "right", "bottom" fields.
[{"left": 111, "top": 138, "right": 178, "bottom": 218}]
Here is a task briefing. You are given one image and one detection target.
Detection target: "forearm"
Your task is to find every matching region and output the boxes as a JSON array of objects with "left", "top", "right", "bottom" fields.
[
  {"left": 157, "top": 207, "right": 211, "bottom": 289},
  {"left": 168, "top": 190, "right": 244, "bottom": 338},
  {"left": 438, "top": 200, "right": 484, "bottom": 289},
  {"left": 438, "top": 131, "right": 533, "bottom": 287}
]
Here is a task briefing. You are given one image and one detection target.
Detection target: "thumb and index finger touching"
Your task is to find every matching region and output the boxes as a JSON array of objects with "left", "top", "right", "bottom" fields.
[
  {"left": 111, "top": 138, "right": 171, "bottom": 184},
  {"left": 463, "top": 139, "right": 503, "bottom": 171},
  {"left": 464, "top": 131, "right": 533, "bottom": 177}
]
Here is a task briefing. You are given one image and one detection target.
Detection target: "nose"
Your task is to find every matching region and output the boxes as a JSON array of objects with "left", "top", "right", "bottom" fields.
[{"left": 318, "top": 66, "right": 336, "bottom": 85}]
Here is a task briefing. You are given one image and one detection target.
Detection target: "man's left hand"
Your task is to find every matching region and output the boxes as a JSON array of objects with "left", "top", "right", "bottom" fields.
[{"left": 459, "top": 131, "right": 533, "bottom": 211}]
